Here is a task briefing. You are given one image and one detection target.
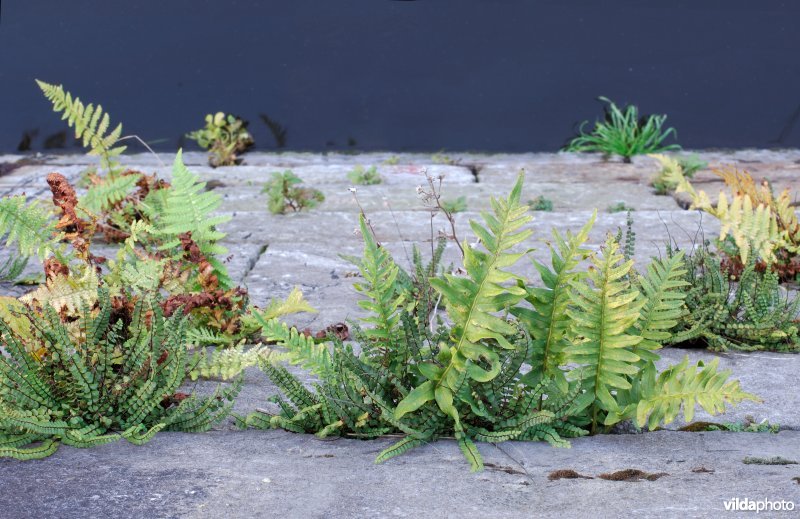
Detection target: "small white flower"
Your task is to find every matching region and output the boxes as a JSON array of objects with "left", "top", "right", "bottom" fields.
[{"left": 415, "top": 185, "right": 424, "bottom": 194}]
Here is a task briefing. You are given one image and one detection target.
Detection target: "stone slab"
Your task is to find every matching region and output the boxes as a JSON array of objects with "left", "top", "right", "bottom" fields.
[
  {"left": 1, "top": 429, "right": 798, "bottom": 518},
  {"left": 2, "top": 150, "right": 800, "bottom": 518}
]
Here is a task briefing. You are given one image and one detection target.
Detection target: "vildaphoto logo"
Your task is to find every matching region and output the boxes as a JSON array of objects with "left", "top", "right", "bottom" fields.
[{"left": 723, "top": 497, "right": 795, "bottom": 513}]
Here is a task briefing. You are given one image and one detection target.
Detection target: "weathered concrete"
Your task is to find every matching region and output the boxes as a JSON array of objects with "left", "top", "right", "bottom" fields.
[
  {"left": 1, "top": 430, "right": 798, "bottom": 518},
  {"left": 1, "top": 150, "right": 799, "bottom": 518}
]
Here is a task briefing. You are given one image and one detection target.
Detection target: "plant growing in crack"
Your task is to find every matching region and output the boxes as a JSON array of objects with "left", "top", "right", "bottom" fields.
[
  {"left": 564, "top": 97, "right": 680, "bottom": 162},
  {"left": 246, "top": 173, "right": 757, "bottom": 471},
  {"left": 650, "top": 154, "right": 707, "bottom": 195},
  {"left": 608, "top": 201, "right": 635, "bottom": 213},
  {"left": 263, "top": 170, "right": 325, "bottom": 214},
  {"left": 529, "top": 195, "right": 554, "bottom": 212},
  {"left": 347, "top": 165, "right": 382, "bottom": 186},
  {"left": 187, "top": 112, "right": 254, "bottom": 167}
]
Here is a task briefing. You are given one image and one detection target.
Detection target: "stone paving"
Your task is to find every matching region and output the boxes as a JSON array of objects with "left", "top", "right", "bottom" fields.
[{"left": 1, "top": 150, "right": 799, "bottom": 518}]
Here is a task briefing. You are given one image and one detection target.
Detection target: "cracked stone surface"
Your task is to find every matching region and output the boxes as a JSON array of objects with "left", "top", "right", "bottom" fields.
[{"left": 1, "top": 150, "right": 799, "bottom": 518}]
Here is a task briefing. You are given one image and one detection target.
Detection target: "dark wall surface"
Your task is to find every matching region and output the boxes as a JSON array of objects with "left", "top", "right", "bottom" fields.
[{"left": 1, "top": 0, "right": 799, "bottom": 153}]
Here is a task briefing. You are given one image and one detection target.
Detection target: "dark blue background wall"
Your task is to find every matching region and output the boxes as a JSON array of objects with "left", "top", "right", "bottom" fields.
[{"left": 1, "top": 1, "right": 799, "bottom": 152}]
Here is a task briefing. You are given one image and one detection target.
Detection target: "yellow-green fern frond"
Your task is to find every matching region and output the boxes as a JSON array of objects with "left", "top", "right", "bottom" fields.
[
  {"left": 511, "top": 212, "right": 596, "bottom": 392},
  {"left": 395, "top": 172, "right": 532, "bottom": 427},
  {"left": 631, "top": 251, "right": 689, "bottom": 363},
  {"left": 567, "top": 235, "right": 645, "bottom": 432},
  {"left": 36, "top": 80, "right": 126, "bottom": 174},
  {"left": 715, "top": 192, "right": 782, "bottom": 264},
  {"left": 671, "top": 166, "right": 799, "bottom": 264},
  {"left": 255, "top": 287, "right": 317, "bottom": 321},
  {"left": 188, "top": 343, "right": 270, "bottom": 380},
  {"left": 352, "top": 213, "right": 406, "bottom": 363},
  {"left": 649, "top": 153, "right": 683, "bottom": 193},
  {"left": 20, "top": 267, "right": 99, "bottom": 313},
  {"left": 635, "top": 356, "right": 760, "bottom": 430}
]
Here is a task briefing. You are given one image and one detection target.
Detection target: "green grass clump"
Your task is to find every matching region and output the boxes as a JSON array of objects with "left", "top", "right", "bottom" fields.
[{"left": 565, "top": 97, "right": 679, "bottom": 162}]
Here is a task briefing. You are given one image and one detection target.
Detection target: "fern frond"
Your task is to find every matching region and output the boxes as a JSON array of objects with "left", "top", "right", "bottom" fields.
[
  {"left": 715, "top": 192, "right": 782, "bottom": 264},
  {"left": 352, "top": 213, "right": 406, "bottom": 365},
  {"left": 188, "top": 344, "right": 270, "bottom": 380},
  {"left": 20, "top": 266, "right": 99, "bottom": 313},
  {"left": 82, "top": 173, "right": 141, "bottom": 212},
  {"left": 256, "top": 315, "right": 333, "bottom": 378},
  {"left": 0, "top": 439, "right": 59, "bottom": 460},
  {"left": 255, "top": 286, "right": 317, "bottom": 321},
  {"left": 0, "top": 196, "right": 60, "bottom": 260},
  {"left": 567, "top": 235, "right": 645, "bottom": 432},
  {"left": 36, "top": 80, "right": 126, "bottom": 174},
  {"left": 157, "top": 151, "right": 230, "bottom": 255},
  {"left": 62, "top": 429, "right": 120, "bottom": 449},
  {"left": 375, "top": 436, "right": 428, "bottom": 464},
  {"left": 512, "top": 212, "right": 595, "bottom": 391},
  {"left": 122, "top": 423, "right": 167, "bottom": 446},
  {"left": 635, "top": 356, "right": 760, "bottom": 430},
  {"left": 156, "top": 151, "right": 231, "bottom": 286},
  {"left": 400, "top": 172, "right": 532, "bottom": 423},
  {"left": 458, "top": 436, "right": 484, "bottom": 472},
  {"left": 0, "top": 254, "right": 28, "bottom": 282},
  {"left": 631, "top": 251, "right": 689, "bottom": 363}
]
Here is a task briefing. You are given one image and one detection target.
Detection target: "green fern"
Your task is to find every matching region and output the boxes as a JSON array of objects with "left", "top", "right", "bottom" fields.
[
  {"left": 0, "top": 289, "right": 240, "bottom": 459},
  {"left": 156, "top": 151, "right": 231, "bottom": 286},
  {"left": 255, "top": 315, "right": 333, "bottom": 379},
  {"left": 82, "top": 173, "right": 141, "bottom": 212},
  {"left": 249, "top": 174, "right": 756, "bottom": 472},
  {"left": 351, "top": 214, "right": 406, "bottom": 367},
  {"left": 36, "top": 80, "right": 126, "bottom": 175},
  {"left": 635, "top": 356, "right": 759, "bottom": 429},
  {"left": 630, "top": 251, "right": 689, "bottom": 364},
  {"left": 670, "top": 246, "right": 800, "bottom": 352},
  {"left": 511, "top": 213, "right": 595, "bottom": 391},
  {"left": 566, "top": 235, "right": 645, "bottom": 433},
  {"left": 0, "top": 196, "right": 61, "bottom": 260},
  {"left": 397, "top": 172, "right": 532, "bottom": 428},
  {"left": 157, "top": 151, "right": 229, "bottom": 253},
  {"left": 0, "top": 254, "right": 28, "bottom": 282}
]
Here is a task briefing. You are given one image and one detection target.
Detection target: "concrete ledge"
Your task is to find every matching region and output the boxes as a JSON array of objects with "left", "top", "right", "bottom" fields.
[{"left": 1, "top": 151, "right": 799, "bottom": 517}]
